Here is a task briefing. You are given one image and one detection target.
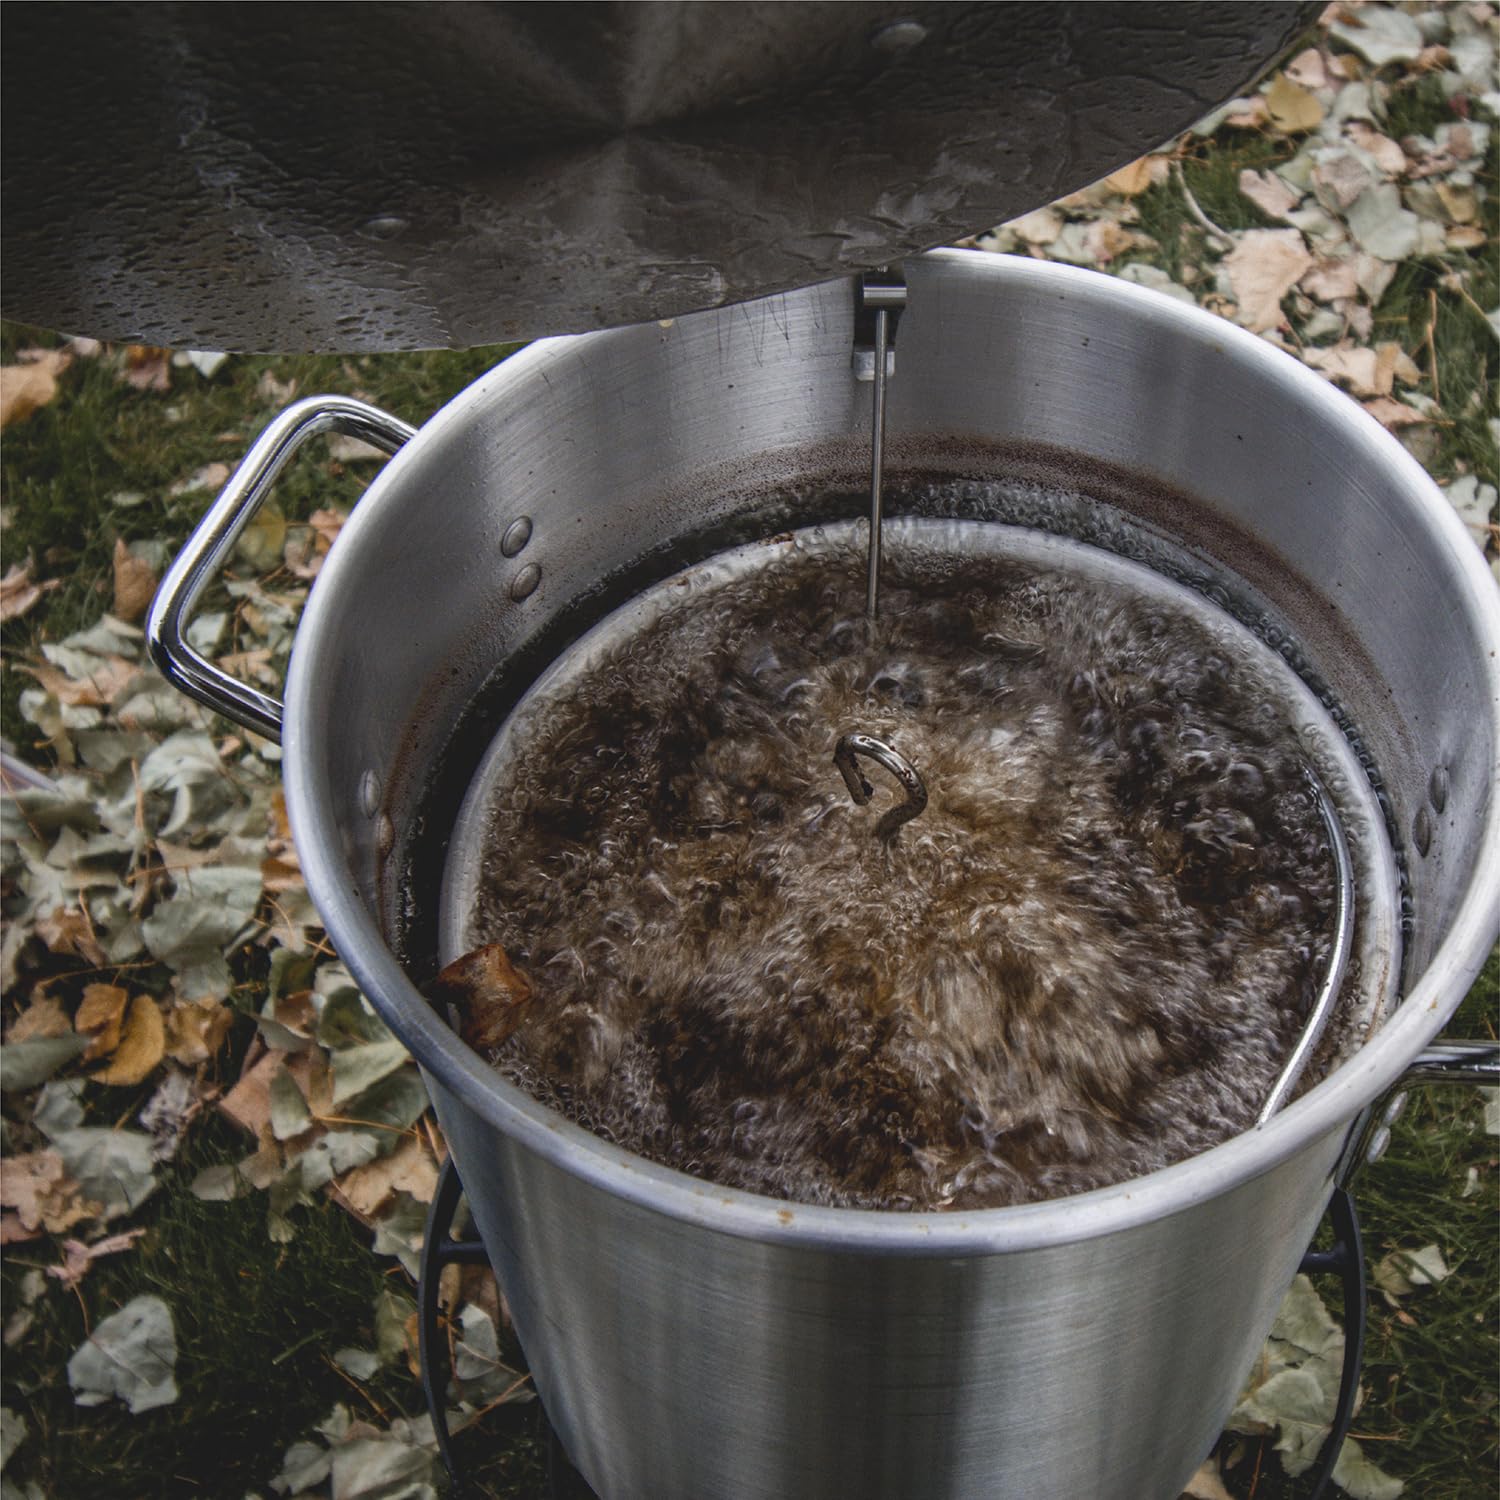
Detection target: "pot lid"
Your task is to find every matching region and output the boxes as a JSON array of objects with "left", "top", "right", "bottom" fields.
[{"left": 2, "top": 2, "right": 1315, "bottom": 352}]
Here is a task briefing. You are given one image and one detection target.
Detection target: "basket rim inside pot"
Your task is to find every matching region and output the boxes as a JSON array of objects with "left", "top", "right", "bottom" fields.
[{"left": 283, "top": 252, "right": 1500, "bottom": 1255}]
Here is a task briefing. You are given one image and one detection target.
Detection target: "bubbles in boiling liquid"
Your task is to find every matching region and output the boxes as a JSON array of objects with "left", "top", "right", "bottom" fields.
[{"left": 464, "top": 540, "right": 1349, "bottom": 1211}]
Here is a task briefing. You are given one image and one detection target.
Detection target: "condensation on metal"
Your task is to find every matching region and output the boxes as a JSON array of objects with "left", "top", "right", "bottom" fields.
[{"left": 1, "top": 3, "right": 1319, "bottom": 350}]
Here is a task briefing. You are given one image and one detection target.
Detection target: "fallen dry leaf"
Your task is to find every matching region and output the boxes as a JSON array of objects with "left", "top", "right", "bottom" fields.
[
  {"left": 1302, "top": 341, "right": 1417, "bottom": 398},
  {"left": 112, "top": 538, "right": 158, "bottom": 623},
  {"left": 17, "top": 655, "right": 140, "bottom": 709},
  {"left": 1239, "top": 168, "right": 1302, "bottom": 222},
  {"left": 1435, "top": 181, "right": 1479, "bottom": 225},
  {"left": 5, "top": 992, "right": 74, "bottom": 1043},
  {"left": 121, "top": 345, "right": 171, "bottom": 393},
  {"left": 1224, "top": 229, "right": 1314, "bottom": 332},
  {"left": 335, "top": 1133, "right": 439, "bottom": 1220},
  {"left": 427, "top": 944, "right": 534, "bottom": 1053},
  {"left": 46, "top": 1228, "right": 147, "bottom": 1291},
  {"left": 0, "top": 560, "right": 62, "bottom": 623},
  {"left": 1103, "top": 155, "right": 1168, "bottom": 196},
  {"left": 1264, "top": 72, "right": 1326, "bottom": 133},
  {"left": 1007, "top": 206, "right": 1063, "bottom": 246},
  {"left": 75, "top": 983, "right": 130, "bottom": 1060},
  {"left": 1344, "top": 120, "right": 1408, "bottom": 175},
  {"left": 35, "top": 907, "right": 107, "bottom": 968},
  {"left": 1363, "top": 396, "right": 1431, "bottom": 428},
  {"left": 1283, "top": 46, "right": 1332, "bottom": 92},
  {"left": 1445, "top": 225, "right": 1487, "bottom": 250},
  {"left": 1300, "top": 256, "right": 1363, "bottom": 302},
  {"left": 1224, "top": 95, "right": 1271, "bottom": 130},
  {"left": 167, "top": 462, "right": 231, "bottom": 499},
  {"left": 0, "top": 1150, "right": 97, "bottom": 1236},
  {"left": 94, "top": 994, "right": 167, "bottom": 1086},
  {"left": 164, "top": 996, "right": 235, "bottom": 1066},
  {"left": 256, "top": 369, "right": 298, "bottom": 405},
  {"left": 0, "top": 349, "right": 71, "bottom": 429}
]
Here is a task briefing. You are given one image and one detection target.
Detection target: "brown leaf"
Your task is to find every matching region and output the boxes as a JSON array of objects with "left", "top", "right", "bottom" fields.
[
  {"left": 0, "top": 560, "right": 61, "bottom": 623},
  {"left": 112, "top": 537, "right": 158, "bottom": 623},
  {"left": 1435, "top": 182, "right": 1479, "bottom": 225},
  {"left": 17, "top": 654, "right": 139, "bottom": 708},
  {"left": 94, "top": 994, "right": 167, "bottom": 1085},
  {"left": 121, "top": 345, "right": 171, "bottom": 392},
  {"left": 1224, "top": 229, "right": 1314, "bottom": 332},
  {"left": 1103, "top": 155, "right": 1168, "bottom": 196},
  {"left": 219, "top": 1046, "right": 302, "bottom": 1138},
  {"left": 334, "top": 1133, "right": 439, "bottom": 1220},
  {"left": 427, "top": 944, "right": 534, "bottom": 1053},
  {"left": 35, "top": 906, "right": 107, "bottom": 968},
  {"left": 1083, "top": 219, "right": 1143, "bottom": 264},
  {"left": 1263, "top": 72, "right": 1325, "bottom": 134},
  {"left": 0, "top": 1150, "right": 97, "bottom": 1235},
  {"left": 164, "top": 996, "right": 235, "bottom": 1066},
  {"left": 0, "top": 349, "right": 71, "bottom": 428},
  {"left": 75, "top": 982, "right": 129, "bottom": 1059},
  {"left": 46, "top": 1227, "right": 147, "bottom": 1291},
  {"left": 5, "top": 991, "right": 74, "bottom": 1043},
  {"left": 1446, "top": 225, "right": 1488, "bottom": 250},
  {"left": 261, "top": 851, "right": 305, "bottom": 894}
]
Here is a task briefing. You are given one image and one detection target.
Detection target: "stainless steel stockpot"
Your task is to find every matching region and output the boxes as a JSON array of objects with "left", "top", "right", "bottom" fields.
[{"left": 151, "top": 252, "right": 1500, "bottom": 1500}]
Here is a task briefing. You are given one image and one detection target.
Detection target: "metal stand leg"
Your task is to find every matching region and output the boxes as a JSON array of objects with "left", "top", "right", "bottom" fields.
[
  {"left": 418, "top": 1155, "right": 495, "bottom": 1492},
  {"left": 1294, "top": 1185, "right": 1367, "bottom": 1500}
]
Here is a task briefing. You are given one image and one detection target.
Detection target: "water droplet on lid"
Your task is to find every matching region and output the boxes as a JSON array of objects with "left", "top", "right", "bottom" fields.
[
  {"left": 871, "top": 19, "right": 928, "bottom": 51},
  {"left": 359, "top": 215, "right": 408, "bottom": 241}
]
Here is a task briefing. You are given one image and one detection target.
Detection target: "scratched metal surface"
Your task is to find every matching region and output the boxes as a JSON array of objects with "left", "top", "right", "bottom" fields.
[{"left": 1, "top": 1, "right": 1315, "bottom": 351}]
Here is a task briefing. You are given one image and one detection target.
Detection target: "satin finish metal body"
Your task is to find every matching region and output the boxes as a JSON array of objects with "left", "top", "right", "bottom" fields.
[{"left": 156, "top": 254, "right": 1500, "bottom": 1499}]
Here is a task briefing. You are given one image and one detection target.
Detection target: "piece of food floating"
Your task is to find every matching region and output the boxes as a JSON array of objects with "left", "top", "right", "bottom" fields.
[{"left": 435, "top": 520, "right": 1400, "bottom": 1211}]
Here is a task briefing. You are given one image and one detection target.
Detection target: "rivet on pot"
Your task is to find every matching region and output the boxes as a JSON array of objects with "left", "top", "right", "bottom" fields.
[
  {"left": 1382, "top": 1092, "right": 1409, "bottom": 1127},
  {"left": 1428, "top": 764, "right": 1449, "bottom": 814},
  {"left": 1411, "top": 806, "right": 1433, "bottom": 858},
  {"left": 501, "top": 517, "right": 533, "bottom": 558},
  {"left": 376, "top": 813, "right": 395, "bottom": 860},
  {"left": 510, "top": 562, "right": 542, "bottom": 601},
  {"left": 359, "top": 769, "right": 381, "bottom": 819},
  {"left": 1364, "top": 1123, "right": 1392, "bottom": 1166}
]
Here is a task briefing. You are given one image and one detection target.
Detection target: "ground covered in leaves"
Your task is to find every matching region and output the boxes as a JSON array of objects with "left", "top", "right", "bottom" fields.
[{"left": 2, "top": 4, "right": 1496, "bottom": 1499}]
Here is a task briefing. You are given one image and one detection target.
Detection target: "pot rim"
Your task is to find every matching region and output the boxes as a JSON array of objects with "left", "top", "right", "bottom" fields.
[{"left": 285, "top": 251, "right": 1500, "bottom": 1255}]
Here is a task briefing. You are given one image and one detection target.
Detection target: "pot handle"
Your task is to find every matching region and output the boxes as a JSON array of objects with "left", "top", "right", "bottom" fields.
[
  {"left": 146, "top": 395, "right": 417, "bottom": 743},
  {"left": 1345, "top": 1037, "right": 1499, "bottom": 1178},
  {"left": 1400, "top": 1037, "right": 1500, "bottom": 1085}
]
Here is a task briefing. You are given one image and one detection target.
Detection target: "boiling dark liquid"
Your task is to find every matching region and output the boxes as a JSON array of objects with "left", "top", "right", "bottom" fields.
[{"left": 462, "top": 541, "right": 1337, "bottom": 1210}]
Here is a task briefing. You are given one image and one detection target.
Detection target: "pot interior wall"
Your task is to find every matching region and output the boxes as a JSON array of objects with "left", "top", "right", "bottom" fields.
[{"left": 296, "top": 253, "right": 1492, "bottom": 1005}]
